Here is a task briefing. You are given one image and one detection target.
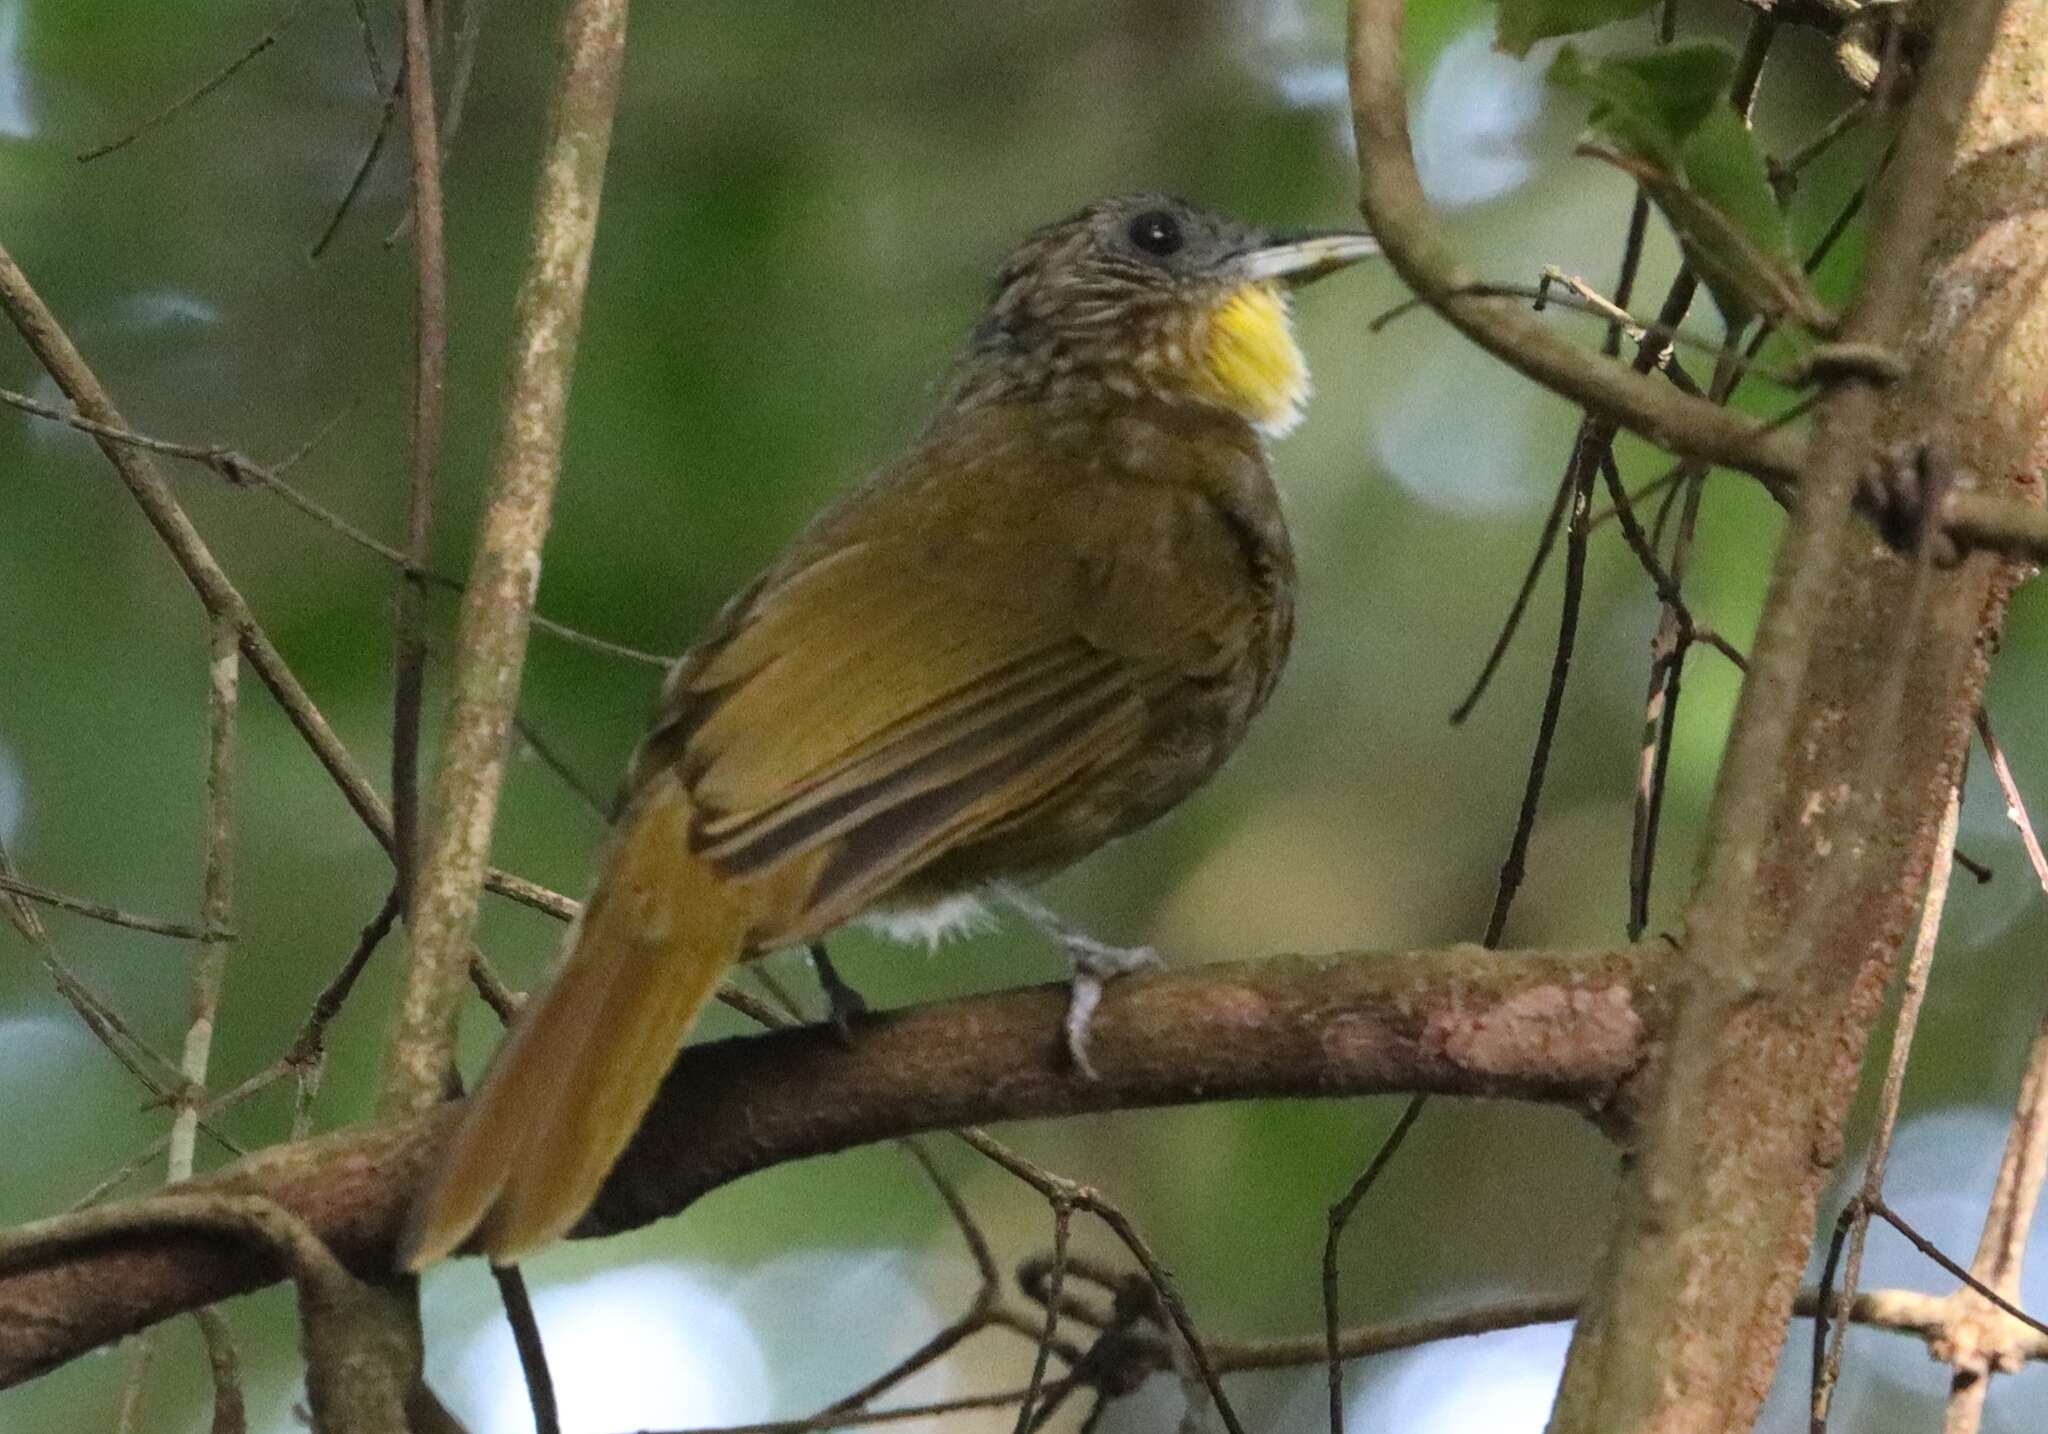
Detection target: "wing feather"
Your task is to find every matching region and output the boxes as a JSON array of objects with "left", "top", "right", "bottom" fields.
[{"left": 627, "top": 402, "right": 1270, "bottom": 939}]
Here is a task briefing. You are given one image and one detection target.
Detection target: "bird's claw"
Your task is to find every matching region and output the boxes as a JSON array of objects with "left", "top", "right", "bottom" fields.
[{"left": 1060, "top": 938, "right": 1160, "bottom": 1079}]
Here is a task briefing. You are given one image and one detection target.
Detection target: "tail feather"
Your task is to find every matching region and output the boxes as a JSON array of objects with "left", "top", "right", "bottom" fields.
[{"left": 400, "top": 778, "right": 748, "bottom": 1269}]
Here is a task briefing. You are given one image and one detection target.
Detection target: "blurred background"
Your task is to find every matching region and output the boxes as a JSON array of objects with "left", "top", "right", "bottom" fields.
[{"left": 2, "top": 0, "right": 2044, "bottom": 1429}]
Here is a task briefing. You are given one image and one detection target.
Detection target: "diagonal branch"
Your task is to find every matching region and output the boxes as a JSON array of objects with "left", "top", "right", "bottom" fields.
[
  {"left": 0, "top": 248, "right": 580, "bottom": 929},
  {"left": 1343, "top": 4, "right": 1808, "bottom": 489}
]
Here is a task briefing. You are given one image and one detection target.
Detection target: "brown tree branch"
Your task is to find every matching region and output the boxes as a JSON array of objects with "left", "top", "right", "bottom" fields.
[
  {"left": 0, "top": 249, "right": 581, "bottom": 930},
  {"left": 383, "top": 0, "right": 632, "bottom": 1115},
  {"left": 1344, "top": 2, "right": 1808, "bottom": 489},
  {"left": 1540, "top": 0, "right": 2037, "bottom": 1425},
  {"left": 0, "top": 942, "right": 1663, "bottom": 1387}
]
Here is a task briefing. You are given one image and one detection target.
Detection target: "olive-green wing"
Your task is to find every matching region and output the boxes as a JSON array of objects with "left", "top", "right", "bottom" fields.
[{"left": 633, "top": 410, "right": 1258, "bottom": 937}]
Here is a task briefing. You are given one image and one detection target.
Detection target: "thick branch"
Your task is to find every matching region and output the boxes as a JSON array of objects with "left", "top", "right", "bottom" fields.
[
  {"left": 0, "top": 943, "right": 1665, "bottom": 1387},
  {"left": 1548, "top": 0, "right": 2038, "bottom": 1427}
]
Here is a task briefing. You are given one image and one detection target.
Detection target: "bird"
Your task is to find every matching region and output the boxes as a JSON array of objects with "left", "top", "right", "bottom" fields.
[{"left": 400, "top": 192, "right": 1377, "bottom": 1270}]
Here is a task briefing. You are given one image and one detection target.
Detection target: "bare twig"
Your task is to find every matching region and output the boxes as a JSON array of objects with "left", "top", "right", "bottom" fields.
[
  {"left": 956, "top": 1132, "right": 1247, "bottom": 1434},
  {"left": 120, "top": 616, "right": 247, "bottom": 1434},
  {"left": 1938, "top": 713, "right": 2048, "bottom": 1431},
  {"left": 0, "top": 250, "right": 584, "bottom": 930},
  {"left": 0, "top": 839, "right": 213, "bottom": 1123},
  {"left": 1812, "top": 783, "right": 1962, "bottom": 1427},
  {"left": 383, "top": 0, "right": 633, "bottom": 1114},
  {"left": 77, "top": 0, "right": 322, "bottom": 162},
  {"left": 1013, "top": 1201, "right": 1072, "bottom": 1433},
  {"left": 310, "top": 70, "right": 405, "bottom": 260},
  {"left": 1322, "top": 1097, "right": 1425, "bottom": 1434},
  {"left": 1344, "top": 3, "right": 1808, "bottom": 488},
  {"left": 171, "top": 616, "right": 241, "bottom": 1179},
  {"left": 0, "top": 381, "right": 683, "bottom": 673},
  {"left": 514, "top": 711, "right": 614, "bottom": 820},
  {"left": 0, "top": 871, "right": 222, "bottom": 942},
  {"left": 348, "top": 0, "right": 388, "bottom": 88},
  {"left": 1863, "top": 1200, "right": 2048, "bottom": 1342},
  {"left": 1483, "top": 444, "right": 1592, "bottom": 945},
  {"left": 650, "top": 1386, "right": 1051, "bottom": 1434},
  {"left": 392, "top": 0, "right": 450, "bottom": 921},
  {"left": 492, "top": 1265, "right": 561, "bottom": 1434},
  {"left": 1447, "top": 467, "right": 1572, "bottom": 725}
]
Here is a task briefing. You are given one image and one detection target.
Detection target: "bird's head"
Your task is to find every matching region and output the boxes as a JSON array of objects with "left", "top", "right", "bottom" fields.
[{"left": 952, "top": 193, "right": 1377, "bottom": 438}]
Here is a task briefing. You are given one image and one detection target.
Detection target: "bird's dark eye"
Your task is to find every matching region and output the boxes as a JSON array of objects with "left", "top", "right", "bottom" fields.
[{"left": 1127, "top": 210, "right": 1184, "bottom": 257}]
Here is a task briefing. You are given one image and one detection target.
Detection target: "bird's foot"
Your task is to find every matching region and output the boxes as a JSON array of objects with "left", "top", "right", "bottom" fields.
[
  {"left": 1059, "top": 935, "right": 1161, "bottom": 1079},
  {"left": 1857, "top": 439, "right": 1967, "bottom": 567},
  {"left": 808, "top": 942, "right": 869, "bottom": 1047},
  {"left": 994, "top": 883, "right": 1161, "bottom": 1079}
]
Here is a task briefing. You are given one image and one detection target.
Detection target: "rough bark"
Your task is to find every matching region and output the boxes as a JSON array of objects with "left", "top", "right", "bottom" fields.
[
  {"left": 0, "top": 943, "right": 1663, "bottom": 1388},
  {"left": 1547, "top": 1, "right": 2047, "bottom": 1428}
]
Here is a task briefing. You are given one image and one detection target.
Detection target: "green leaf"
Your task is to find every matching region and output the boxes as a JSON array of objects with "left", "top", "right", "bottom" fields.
[
  {"left": 1678, "top": 104, "right": 1800, "bottom": 322},
  {"left": 1583, "top": 137, "right": 1835, "bottom": 331},
  {"left": 1548, "top": 42, "right": 1738, "bottom": 166},
  {"left": 1496, "top": 0, "right": 1659, "bottom": 58},
  {"left": 1551, "top": 43, "right": 1834, "bottom": 331}
]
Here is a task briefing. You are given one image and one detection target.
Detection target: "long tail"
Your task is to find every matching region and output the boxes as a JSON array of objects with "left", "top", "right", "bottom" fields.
[{"left": 400, "top": 776, "right": 748, "bottom": 1269}]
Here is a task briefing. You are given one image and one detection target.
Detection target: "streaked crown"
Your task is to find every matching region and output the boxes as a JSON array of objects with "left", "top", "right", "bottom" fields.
[{"left": 943, "top": 193, "right": 1375, "bottom": 438}]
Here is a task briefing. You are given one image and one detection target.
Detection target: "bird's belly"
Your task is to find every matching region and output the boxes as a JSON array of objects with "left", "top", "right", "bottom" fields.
[{"left": 856, "top": 892, "right": 993, "bottom": 949}]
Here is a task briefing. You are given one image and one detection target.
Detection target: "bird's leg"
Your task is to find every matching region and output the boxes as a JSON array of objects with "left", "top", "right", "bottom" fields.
[
  {"left": 808, "top": 942, "right": 868, "bottom": 1046},
  {"left": 995, "top": 884, "right": 1160, "bottom": 1079}
]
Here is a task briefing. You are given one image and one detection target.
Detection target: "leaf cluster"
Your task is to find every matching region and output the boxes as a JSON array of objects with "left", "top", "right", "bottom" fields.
[{"left": 1499, "top": 0, "right": 1836, "bottom": 330}]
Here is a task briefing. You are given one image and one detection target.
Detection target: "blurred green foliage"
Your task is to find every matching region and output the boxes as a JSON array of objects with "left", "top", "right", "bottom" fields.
[{"left": 2, "top": 1, "right": 2045, "bottom": 1431}]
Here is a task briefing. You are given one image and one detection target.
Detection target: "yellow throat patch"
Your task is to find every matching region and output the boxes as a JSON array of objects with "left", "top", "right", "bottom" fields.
[{"left": 1199, "top": 282, "right": 1310, "bottom": 438}]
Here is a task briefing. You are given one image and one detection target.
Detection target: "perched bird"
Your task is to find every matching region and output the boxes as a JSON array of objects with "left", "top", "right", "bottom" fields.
[{"left": 401, "top": 193, "right": 1377, "bottom": 1269}]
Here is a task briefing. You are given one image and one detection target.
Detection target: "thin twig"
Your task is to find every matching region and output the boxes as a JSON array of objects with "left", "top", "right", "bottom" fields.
[
  {"left": 1773, "top": 99, "right": 1877, "bottom": 188},
  {"left": 292, "top": 886, "right": 405, "bottom": 1137},
  {"left": 1448, "top": 467, "right": 1572, "bottom": 725},
  {"left": 1865, "top": 1200, "right": 2048, "bottom": 1342},
  {"left": 1014, "top": 1202, "right": 1072, "bottom": 1433},
  {"left": 514, "top": 712, "right": 614, "bottom": 820},
  {"left": 130, "top": 615, "right": 247, "bottom": 1434},
  {"left": 652, "top": 1386, "right": 1051, "bottom": 1434},
  {"left": 493, "top": 1265, "right": 561, "bottom": 1434},
  {"left": 809, "top": 1139, "right": 1012, "bottom": 1420},
  {"left": 0, "top": 871, "right": 222, "bottom": 942},
  {"left": 169, "top": 616, "right": 241, "bottom": 1179},
  {"left": 1812, "top": 784, "right": 1962, "bottom": 1427},
  {"left": 391, "top": 0, "right": 450, "bottom": 924},
  {"left": 77, "top": 0, "right": 322, "bottom": 162},
  {"left": 1323, "top": 1097, "right": 1425, "bottom": 1434},
  {"left": 0, "top": 382, "right": 674, "bottom": 670},
  {"left": 956, "top": 1131, "right": 1248, "bottom": 1434},
  {"left": 1940, "top": 713, "right": 2048, "bottom": 1432},
  {"left": 0, "top": 250, "right": 586, "bottom": 929},
  {"left": 1482, "top": 435, "right": 1593, "bottom": 945},
  {"left": 0, "top": 840, "right": 208, "bottom": 1117},
  {"left": 348, "top": 0, "right": 388, "bottom": 88},
  {"left": 441, "top": 0, "right": 489, "bottom": 149},
  {"left": 310, "top": 69, "right": 405, "bottom": 260}
]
